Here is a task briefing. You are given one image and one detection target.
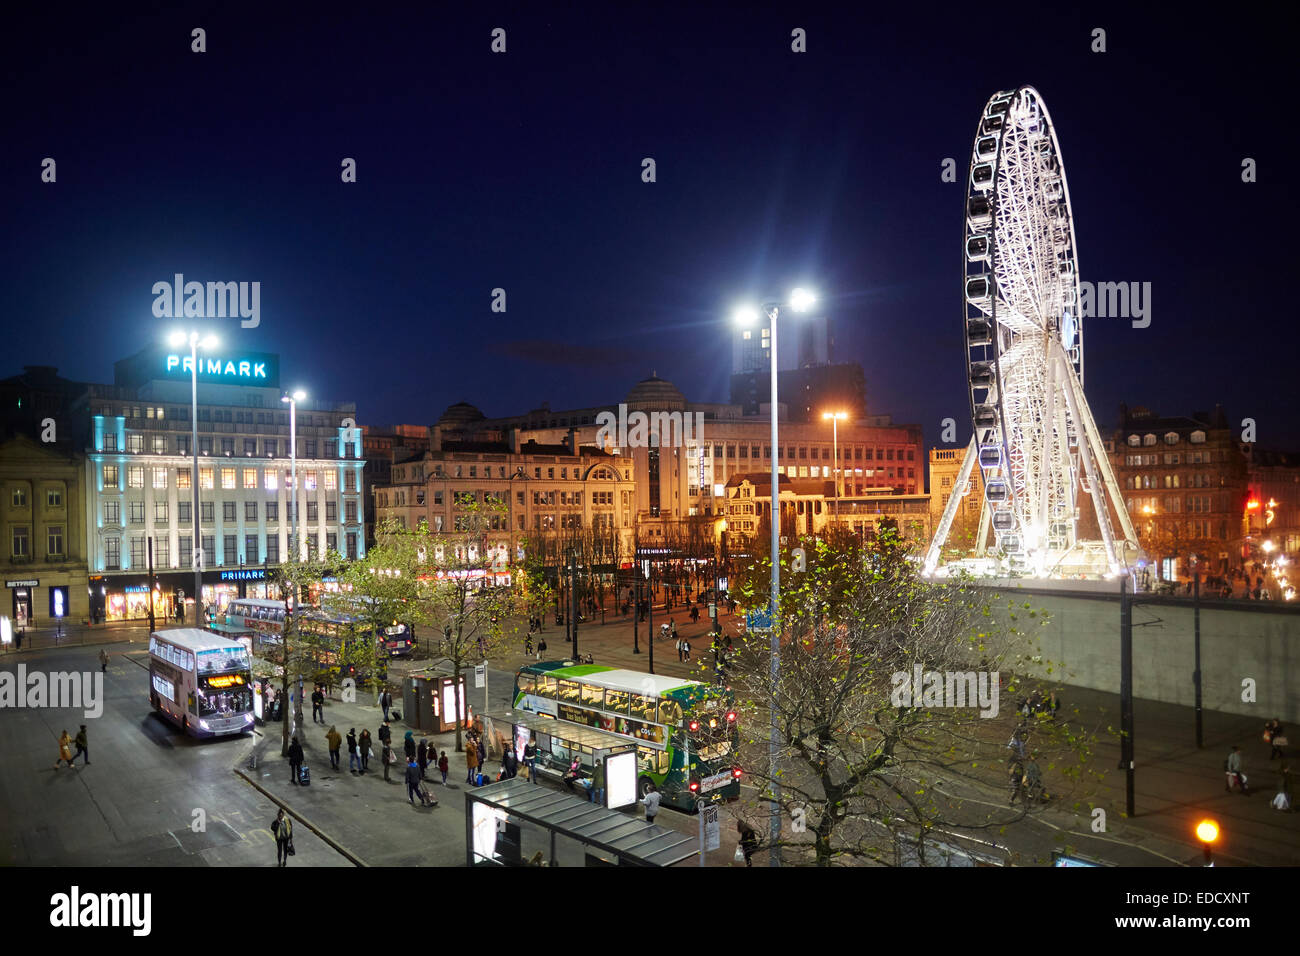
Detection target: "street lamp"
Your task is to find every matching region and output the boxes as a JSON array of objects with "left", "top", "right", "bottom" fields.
[
  {"left": 822, "top": 411, "right": 848, "bottom": 522},
  {"left": 731, "top": 286, "right": 817, "bottom": 867},
  {"left": 168, "top": 330, "right": 218, "bottom": 627},
  {"left": 281, "top": 390, "right": 307, "bottom": 564},
  {"left": 1195, "top": 818, "right": 1219, "bottom": 866}
]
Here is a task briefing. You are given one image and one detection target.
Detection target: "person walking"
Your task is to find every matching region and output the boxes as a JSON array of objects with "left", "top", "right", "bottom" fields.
[
  {"left": 54, "top": 730, "right": 75, "bottom": 770},
  {"left": 523, "top": 739, "right": 537, "bottom": 783},
  {"left": 1226, "top": 744, "right": 1250, "bottom": 793},
  {"left": 288, "top": 735, "right": 304, "bottom": 785},
  {"left": 1266, "top": 718, "right": 1287, "bottom": 760},
  {"left": 536, "top": 636, "right": 547, "bottom": 661},
  {"left": 438, "top": 750, "right": 449, "bottom": 785},
  {"left": 641, "top": 783, "right": 661, "bottom": 824},
  {"left": 1023, "top": 755, "right": 1044, "bottom": 803},
  {"left": 311, "top": 685, "right": 324, "bottom": 724},
  {"left": 326, "top": 725, "right": 342, "bottom": 770},
  {"left": 98, "top": 649, "right": 109, "bottom": 674},
  {"left": 380, "top": 688, "right": 392, "bottom": 722},
  {"left": 272, "top": 809, "right": 293, "bottom": 866},
  {"left": 465, "top": 739, "right": 480, "bottom": 784},
  {"left": 359, "top": 729, "right": 373, "bottom": 774},
  {"left": 417, "top": 738, "right": 429, "bottom": 780},
  {"left": 737, "top": 820, "right": 759, "bottom": 866},
  {"left": 682, "top": 639, "right": 691, "bottom": 663},
  {"left": 73, "top": 724, "right": 90, "bottom": 765},
  {"left": 347, "top": 728, "right": 361, "bottom": 774},
  {"left": 405, "top": 758, "right": 422, "bottom": 804}
]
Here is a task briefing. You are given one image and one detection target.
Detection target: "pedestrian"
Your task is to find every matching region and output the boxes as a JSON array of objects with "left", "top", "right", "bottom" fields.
[
  {"left": 737, "top": 820, "right": 759, "bottom": 866},
  {"left": 359, "top": 728, "right": 372, "bottom": 773},
  {"left": 682, "top": 639, "right": 691, "bottom": 662},
  {"left": 589, "top": 759, "right": 604, "bottom": 805},
  {"left": 272, "top": 809, "right": 293, "bottom": 866},
  {"left": 438, "top": 750, "right": 449, "bottom": 785},
  {"left": 381, "top": 737, "right": 393, "bottom": 781},
  {"left": 562, "top": 755, "right": 582, "bottom": 792},
  {"left": 311, "top": 685, "right": 324, "bottom": 724},
  {"left": 405, "top": 758, "right": 422, "bottom": 804},
  {"left": 476, "top": 734, "right": 487, "bottom": 774},
  {"left": 418, "top": 738, "right": 429, "bottom": 779},
  {"left": 523, "top": 738, "right": 537, "bottom": 783},
  {"left": 403, "top": 729, "right": 416, "bottom": 762},
  {"left": 1007, "top": 729, "right": 1028, "bottom": 764},
  {"left": 466, "top": 738, "right": 480, "bottom": 784},
  {"left": 347, "top": 728, "right": 360, "bottom": 774},
  {"left": 99, "top": 649, "right": 109, "bottom": 673},
  {"left": 69, "top": 724, "right": 91, "bottom": 765},
  {"left": 288, "top": 735, "right": 304, "bottom": 784},
  {"left": 1023, "top": 755, "right": 1044, "bottom": 803},
  {"left": 1266, "top": 718, "right": 1287, "bottom": 760},
  {"left": 675, "top": 637, "right": 683, "bottom": 662},
  {"left": 378, "top": 720, "right": 391, "bottom": 750},
  {"left": 326, "top": 725, "right": 342, "bottom": 769},
  {"left": 536, "top": 636, "right": 547, "bottom": 661},
  {"left": 501, "top": 746, "right": 518, "bottom": 781},
  {"left": 524, "top": 632, "right": 533, "bottom": 655},
  {"left": 54, "top": 730, "right": 75, "bottom": 770},
  {"left": 1225, "top": 744, "right": 1250, "bottom": 794},
  {"left": 641, "top": 783, "right": 661, "bottom": 824},
  {"left": 380, "top": 688, "right": 392, "bottom": 722},
  {"left": 1008, "top": 761, "right": 1025, "bottom": 805}
]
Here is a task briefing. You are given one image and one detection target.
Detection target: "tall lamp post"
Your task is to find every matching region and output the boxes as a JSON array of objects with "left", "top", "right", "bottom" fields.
[
  {"left": 168, "top": 331, "right": 218, "bottom": 628},
  {"left": 822, "top": 410, "right": 847, "bottom": 523},
  {"left": 281, "top": 389, "right": 306, "bottom": 728},
  {"left": 732, "top": 286, "right": 816, "bottom": 867}
]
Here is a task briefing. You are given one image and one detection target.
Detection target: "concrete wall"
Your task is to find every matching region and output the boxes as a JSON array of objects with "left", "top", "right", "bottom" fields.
[{"left": 974, "top": 583, "right": 1300, "bottom": 724}]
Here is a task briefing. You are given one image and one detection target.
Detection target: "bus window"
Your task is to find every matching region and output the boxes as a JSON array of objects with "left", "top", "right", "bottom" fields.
[
  {"left": 629, "top": 694, "right": 656, "bottom": 722},
  {"left": 639, "top": 746, "right": 670, "bottom": 774},
  {"left": 580, "top": 683, "right": 604, "bottom": 708},
  {"left": 658, "top": 699, "right": 684, "bottom": 727},
  {"left": 518, "top": 675, "right": 536, "bottom": 697},
  {"left": 557, "top": 680, "right": 581, "bottom": 703},
  {"left": 537, "top": 676, "right": 557, "bottom": 698},
  {"left": 604, "top": 689, "right": 629, "bottom": 714}
]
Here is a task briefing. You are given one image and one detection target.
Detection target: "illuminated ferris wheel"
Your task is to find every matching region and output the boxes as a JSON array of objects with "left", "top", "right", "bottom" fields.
[{"left": 924, "top": 86, "right": 1139, "bottom": 577}]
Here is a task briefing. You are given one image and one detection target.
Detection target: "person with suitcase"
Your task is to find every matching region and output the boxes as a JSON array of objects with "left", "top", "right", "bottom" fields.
[
  {"left": 288, "top": 736, "right": 304, "bottom": 785},
  {"left": 405, "top": 758, "right": 422, "bottom": 805}
]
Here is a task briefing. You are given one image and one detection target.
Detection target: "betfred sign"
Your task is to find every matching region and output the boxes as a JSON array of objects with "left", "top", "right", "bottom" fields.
[{"left": 700, "top": 771, "right": 732, "bottom": 793}]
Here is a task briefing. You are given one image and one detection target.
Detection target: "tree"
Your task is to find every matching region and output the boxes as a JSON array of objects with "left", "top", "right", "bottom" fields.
[{"left": 725, "top": 527, "right": 1098, "bottom": 866}]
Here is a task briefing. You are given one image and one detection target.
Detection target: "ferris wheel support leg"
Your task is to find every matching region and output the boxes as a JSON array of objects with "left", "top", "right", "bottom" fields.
[
  {"left": 1056, "top": 353, "right": 1121, "bottom": 571},
  {"left": 922, "top": 436, "right": 978, "bottom": 575},
  {"left": 974, "top": 495, "right": 992, "bottom": 557}
]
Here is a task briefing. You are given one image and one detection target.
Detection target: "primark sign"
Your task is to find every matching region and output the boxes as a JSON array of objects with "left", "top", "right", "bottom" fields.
[{"left": 160, "top": 351, "right": 280, "bottom": 387}]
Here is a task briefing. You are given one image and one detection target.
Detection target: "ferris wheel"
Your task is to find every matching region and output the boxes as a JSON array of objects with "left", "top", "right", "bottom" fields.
[{"left": 924, "top": 86, "right": 1139, "bottom": 578}]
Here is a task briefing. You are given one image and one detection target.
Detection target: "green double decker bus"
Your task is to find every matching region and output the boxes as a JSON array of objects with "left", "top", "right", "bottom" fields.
[{"left": 511, "top": 661, "right": 742, "bottom": 811}]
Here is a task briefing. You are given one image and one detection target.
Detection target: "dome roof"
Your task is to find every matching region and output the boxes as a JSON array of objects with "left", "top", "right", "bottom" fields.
[
  {"left": 436, "top": 401, "right": 485, "bottom": 426},
  {"left": 625, "top": 375, "right": 686, "bottom": 411}
]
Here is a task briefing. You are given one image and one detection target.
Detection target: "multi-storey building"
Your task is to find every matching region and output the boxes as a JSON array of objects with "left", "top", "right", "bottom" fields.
[
  {"left": 724, "top": 473, "right": 932, "bottom": 543},
  {"left": 83, "top": 347, "right": 365, "bottom": 621},
  {"left": 1244, "top": 448, "right": 1300, "bottom": 563},
  {"left": 1106, "top": 404, "right": 1248, "bottom": 579},
  {"left": 928, "top": 446, "right": 985, "bottom": 552},
  {"left": 361, "top": 423, "right": 430, "bottom": 548},
  {"left": 373, "top": 437, "right": 636, "bottom": 575},
  {"left": 0, "top": 366, "right": 92, "bottom": 628}
]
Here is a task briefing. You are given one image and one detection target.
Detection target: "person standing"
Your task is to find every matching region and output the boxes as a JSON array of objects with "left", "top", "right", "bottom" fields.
[
  {"left": 682, "top": 639, "right": 691, "bottom": 663},
  {"left": 417, "top": 738, "right": 429, "bottom": 780},
  {"left": 737, "top": 820, "right": 759, "bottom": 866},
  {"left": 1226, "top": 744, "right": 1250, "bottom": 793},
  {"left": 378, "top": 720, "right": 392, "bottom": 754},
  {"left": 503, "top": 746, "right": 519, "bottom": 780},
  {"left": 272, "top": 809, "right": 293, "bottom": 866},
  {"left": 326, "top": 725, "right": 342, "bottom": 770},
  {"left": 54, "top": 730, "right": 75, "bottom": 770},
  {"left": 589, "top": 759, "right": 604, "bottom": 805},
  {"left": 359, "top": 728, "right": 373, "bottom": 774},
  {"left": 641, "top": 783, "right": 661, "bottom": 824},
  {"left": 466, "top": 738, "right": 480, "bottom": 784},
  {"left": 403, "top": 729, "right": 416, "bottom": 764},
  {"left": 476, "top": 734, "right": 487, "bottom": 776},
  {"left": 311, "top": 685, "right": 325, "bottom": 724},
  {"left": 405, "top": 758, "right": 422, "bottom": 805},
  {"left": 288, "top": 735, "right": 304, "bottom": 785},
  {"left": 523, "top": 739, "right": 537, "bottom": 784},
  {"left": 347, "top": 728, "right": 360, "bottom": 774},
  {"left": 438, "top": 750, "right": 449, "bottom": 785},
  {"left": 73, "top": 725, "right": 90, "bottom": 765},
  {"left": 381, "top": 736, "right": 393, "bottom": 782},
  {"left": 98, "top": 649, "right": 109, "bottom": 673}
]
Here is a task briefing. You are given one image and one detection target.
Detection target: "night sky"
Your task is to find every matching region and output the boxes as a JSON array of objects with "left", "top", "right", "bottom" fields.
[{"left": 2, "top": 5, "right": 1294, "bottom": 449}]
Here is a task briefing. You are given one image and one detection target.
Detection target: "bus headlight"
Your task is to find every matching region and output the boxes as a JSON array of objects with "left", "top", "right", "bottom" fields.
[
  {"left": 244, "top": 713, "right": 254, "bottom": 723},
  {"left": 199, "top": 720, "right": 210, "bottom": 730}
]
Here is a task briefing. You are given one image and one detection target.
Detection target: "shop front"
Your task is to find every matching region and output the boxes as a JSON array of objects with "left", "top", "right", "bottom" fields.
[
  {"left": 7, "top": 578, "right": 37, "bottom": 628},
  {"left": 94, "top": 568, "right": 276, "bottom": 624}
]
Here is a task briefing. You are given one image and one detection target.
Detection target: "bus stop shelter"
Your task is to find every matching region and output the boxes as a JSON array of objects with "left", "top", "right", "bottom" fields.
[
  {"left": 466, "top": 777, "right": 698, "bottom": 867},
  {"left": 497, "top": 709, "right": 638, "bottom": 780}
]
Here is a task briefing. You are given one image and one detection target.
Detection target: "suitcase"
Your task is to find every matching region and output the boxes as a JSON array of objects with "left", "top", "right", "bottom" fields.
[
  {"left": 390, "top": 710, "right": 401, "bottom": 721},
  {"left": 419, "top": 786, "right": 438, "bottom": 807},
  {"left": 298, "top": 764, "right": 311, "bottom": 786},
  {"left": 476, "top": 772, "right": 486, "bottom": 787}
]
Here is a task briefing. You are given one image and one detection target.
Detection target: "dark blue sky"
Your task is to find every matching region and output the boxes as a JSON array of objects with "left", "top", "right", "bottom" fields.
[{"left": 3, "top": 4, "right": 1294, "bottom": 447}]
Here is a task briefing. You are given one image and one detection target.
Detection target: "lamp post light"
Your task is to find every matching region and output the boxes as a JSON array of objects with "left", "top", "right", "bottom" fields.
[
  {"left": 1195, "top": 818, "right": 1219, "bottom": 866},
  {"left": 168, "top": 330, "right": 218, "bottom": 628},
  {"left": 822, "top": 410, "right": 848, "bottom": 523},
  {"left": 731, "top": 286, "right": 816, "bottom": 867},
  {"left": 280, "top": 390, "right": 307, "bottom": 564}
]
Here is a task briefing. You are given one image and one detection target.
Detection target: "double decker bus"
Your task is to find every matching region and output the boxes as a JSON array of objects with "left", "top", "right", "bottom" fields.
[
  {"left": 148, "top": 628, "right": 254, "bottom": 737},
  {"left": 218, "top": 598, "right": 288, "bottom": 650},
  {"left": 220, "top": 597, "right": 414, "bottom": 658},
  {"left": 511, "top": 661, "right": 741, "bottom": 810}
]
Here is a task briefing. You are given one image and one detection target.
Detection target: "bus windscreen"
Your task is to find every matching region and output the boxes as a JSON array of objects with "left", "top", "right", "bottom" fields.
[{"left": 196, "top": 646, "right": 250, "bottom": 675}]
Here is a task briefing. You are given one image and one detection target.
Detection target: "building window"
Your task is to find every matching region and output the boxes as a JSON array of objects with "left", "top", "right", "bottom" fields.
[
  {"left": 264, "top": 470, "right": 279, "bottom": 491},
  {"left": 221, "top": 438, "right": 234, "bottom": 455},
  {"left": 345, "top": 472, "right": 357, "bottom": 492},
  {"left": 11, "top": 525, "right": 29, "bottom": 558},
  {"left": 245, "top": 501, "right": 258, "bottom": 521},
  {"left": 177, "top": 469, "right": 191, "bottom": 490},
  {"left": 304, "top": 471, "right": 317, "bottom": 491},
  {"left": 151, "top": 435, "right": 167, "bottom": 454},
  {"left": 105, "top": 537, "right": 120, "bottom": 570},
  {"left": 202, "top": 536, "right": 216, "bottom": 567},
  {"left": 345, "top": 501, "right": 357, "bottom": 523},
  {"left": 11, "top": 487, "right": 27, "bottom": 507},
  {"left": 326, "top": 501, "right": 337, "bottom": 521},
  {"left": 47, "top": 526, "right": 63, "bottom": 557},
  {"left": 267, "top": 502, "right": 278, "bottom": 521},
  {"left": 177, "top": 435, "right": 190, "bottom": 455},
  {"left": 128, "top": 466, "right": 145, "bottom": 488},
  {"left": 346, "top": 532, "right": 358, "bottom": 559},
  {"left": 221, "top": 468, "right": 236, "bottom": 489},
  {"left": 327, "top": 532, "right": 338, "bottom": 553},
  {"left": 104, "top": 433, "right": 118, "bottom": 452},
  {"left": 154, "top": 537, "right": 169, "bottom": 568},
  {"left": 155, "top": 501, "right": 168, "bottom": 521},
  {"left": 223, "top": 501, "right": 236, "bottom": 521},
  {"left": 324, "top": 471, "right": 337, "bottom": 491},
  {"left": 201, "top": 502, "right": 214, "bottom": 523},
  {"left": 200, "top": 468, "right": 214, "bottom": 490},
  {"left": 245, "top": 534, "right": 258, "bottom": 564},
  {"left": 127, "top": 434, "right": 144, "bottom": 453},
  {"left": 243, "top": 469, "right": 258, "bottom": 489},
  {"left": 104, "top": 501, "right": 120, "bottom": 524},
  {"left": 46, "top": 487, "right": 62, "bottom": 507},
  {"left": 130, "top": 537, "right": 146, "bottom": 567},
  {"left": 199, "top": 437, "right": 212, "bottom": 455},
  {"left": 178, "top": 501, "right": 191, "bottom": 523},
  {"left": 178, "top": 534, "right": 191, "bottom": 566},
  {"left": 266, "top": 535, "right": 279, "bottom": 563},
  {"left": 307, "top": 501, "right": 319, "bottom": 521}
]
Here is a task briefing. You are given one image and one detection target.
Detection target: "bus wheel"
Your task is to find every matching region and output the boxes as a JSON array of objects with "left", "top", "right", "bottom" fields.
[{"left": 638, "top": 776, "right": 654, "bottom": 799}]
